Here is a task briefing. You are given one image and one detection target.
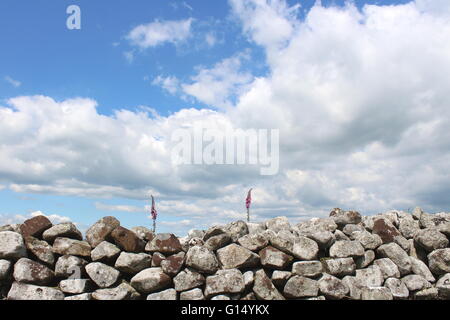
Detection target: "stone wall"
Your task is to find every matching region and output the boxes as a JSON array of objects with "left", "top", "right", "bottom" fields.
[{"left": 0, "top": 207, "right": 449, "bottom": 300}]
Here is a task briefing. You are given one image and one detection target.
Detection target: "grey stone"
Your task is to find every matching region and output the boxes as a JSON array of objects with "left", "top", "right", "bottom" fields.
[
  {"left": 322, "top": 258, "right": 356, "bottom": 277},
  {"left": 90, "top": 241, "right": 121, "bottom": 263},
  {"left": 355, "top": 265, "right": 384, "bottom": 287},
  {"left": 130, "top": 267, "right": 172, "bottom": 294},
  {"left": 306, "top": 231, "right": 335, "bottom": 249},
  {"left": 291, "top": 236, "right": 319, "bottom": 260},
  {"left": 247, "top": 222, "right": 266, "bottom": 235},
  {"left": 92, "top": 284, "right": 132, "bottom": 300},
  {"left": 414, "top": 228, "right": 448, "bottom": 252},
  {"left": 318, "top": 274, "right": 349, "bottom": 299},
  {"left": 271, "top": 271, "right": 292, "bottom": 288},
  {"left": 243, "top": 271, "right": 254, "bottom": 290},
  {"left": 145, "top": 233, "right": 182, "bottom": 254},
  {"left": 410, "top": 256, "right": 435, "bottom": 283},
  {"left": 115, "top": 252, "right": 151, "bottom": 274},
  {"left": 24, "top": 236, "right": 55, "bottom": 266},
  {"left": 185, "top": 245, "right": 218, "bottom": 274},
  {"left": 225, "top": 220, "right": 249, "bottom": 242},
  {"left": 384, "top": 277, "right": 409, "bottom": 299},
  {"left": 85, "top": 216, "right": 120, "bottom": 248},
  {"left": 216, "top": 244, "right": 259, "bottom": 269},
  {"left": 361, "top": 287, "right": 393, "bottom": 300},
  {"left": 334, "top": 229, "right": 350, "bottom": 241},
  {"left": 131, "top": 226, "right": 154, "bottom": 241},
  {"left": 55, "top": 255, "right": 87, "bottom": 278},
  {"left": 329, "top": 208, "right": 362, "bottom": 227},
  {"left": 42, "top": 223, "right": 82, "bottom": 243},
  {"left": 161, "top": 252, "right": 185, "bottom": 276},
  {"left": 343, "top": 224, "right": 366, "bottom": 238},
  {"left": 399, "top": 219, "right": 420, "bottom": 239},
  {"left": 147, "top": 288, "right": 177, "bottom": 300},
  {"left": 436, "top": 273, "right": 450, "bottom": 299},
  {"left": 401, "top": 274, "right": 431, "bottom": 291},
  {"left": 151, "top": 252, "right": 166, "bottom": 267},
  {"left": 188, "top": 229, "right": 205, "bottom": 239},
  {"left": 373, "top": 258, "right": 400, "bottom": 279},
  {"left": 7, "top": 282, "right": 64, "bottom": 300},
  {"left": 0, "top": 231, "right": 27, "bottom": 260},
  {"left": 352, "top": 231, "right": 382, "bottom": 250},
  {"left": 204, "top": 233, "right": 232, "bottom": 251},
  {"left": 283, "top": 276, "right": 319, "bottom": 298},
  {"left": 259, "top": 246, "right": 293, "bottom": 269},
  {"left": 237, "top": 233, "right": 268, "bottom": 251},
  {"left": 413, "top": 287, "right": 439, "bottom": 300},
  {"left": 329, "top": 240, "right": 364, "bottom": 258},
  {"left": 64, "top": 293, "right": 92, "bottom": 300},
  {"left": 372, "top": 218, "right": 401, "bottom": 243},
  {"left": 59, "top": 279, "right": 93, "bottom": 294},
  {"left": 412, "top": 207, "right": 423, "bottom": 220},
  {"left": 85, "top": 262, "right": 120, "bottom": 288},
  {"left": 355, "top": 250, "right": 375, "bottom": 269},
  {"left": 52, "top": 237, "right": 91, "bottom": 257},
  {"left": 266, "top": 216, "right": 291, "bottom": 233},
  {"left": 211, "top": 295, "right": 231, "bottom": 300},
  {"left": 342, "top": 276, "right": 363, "bottom": 300},
  {"left": 173, "top": 268, "right": 205, "bottom": 292},
  {"left": 0, "top": 259, "right": 12, "bottom": 280},
  {"left": 13, "top": 258, "right": 54, "bottom": 285},
  {"left": 292, "top": 261, "right": 323, "bottom": 278},
  {"left": 394, "top": 235, "right": 411, "bottom": 252},
  {"left": 296, "top": 218, "right": 338, "bottom": 234},
  {"left": 253, "top": 269, "right": 285, "bottom": 300},
  {"left": 377, "top": 243, "right": 412, "bottom": 276},
  {"left": 204, "top": 269, "right": 245, "bottom": 298},
  {"left": 180, "top": 288, "right": 205, "bottom": 300},
  {"left": 427, "top": 248, "right": 450, "bottom": 275}
]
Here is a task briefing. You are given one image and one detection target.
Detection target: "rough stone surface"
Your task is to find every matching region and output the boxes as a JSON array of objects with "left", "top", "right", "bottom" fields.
[
  {"left": 64, "top": 293, "right": 92, "bottom": 300},
  {"left": 13, "top": 258, "right": 54, "bottom": 285},
  {"left": 24, "top": 236, "right": 54, "bottom": 265},
  {"left": 145, "top": 233, "right": 182, "bottom": 254},
  {"left": 322, "top": 258, "right": 356, "bottom": 277},
  {"left": 259, "top": 246, "right": 293, "bottom": 270},
  {"left": 115, "top": 252, "right": 151, "bottom": 274},
  {"left": 436, "top": 273, "right": 450, "bottom": 299},
  {"left": 111, "top": 226, "right": 146, "bottom": 253},
  {"left": 55, "top": 255, "right": 87, "bottom": 278},
  {"left": 85, "top": 262, "right": 120, "bottom": 288},
  {"left": 237, "top": 233, "right": 268, "bottom": 252},
  {"left": 414, "top": 228, "right": 449, "bottom": 252},
  {"left": 377, "top": 243, "right": 412, "bottom": 275},
  {"left": 271, "top": 270, "right": 291, "bottom": 288},
  {"left": 266, "top": 217, "right": 291, "bottom": 233},
  {"left": 353, "top": 231, "right": 382, "bottom": 250},
  {"left": 291, "top": 236, "right": 319, "bottom": 260},
  {"left": 185, "top": 246, "right": 219, "bottom": 274},
  {"left": 355, "top": 250, "right": 375, "bottom": 269},
  {"left": 428, "top": 249, "right": 450, "bottom": 275},
  {"left": 42, "top": 223, "right": 82, "bottom": 243},
  {"left": 59, "top": 279, "right": 93, "bottom": 294},
  {"left": 329, "top": 208, "right": 362, "bottom": 227},
  {"left": 283, "top": 276, "right": 319, "bottom": 298},
  {"left": 52, "top": 237, "right": 91, "bottom": 257},
  {"left": 90, "top": 241, "right": 121, "bottom": 263},
  {"left": 7, "top": 282, "right": 64, "bottom": 300},
  {"left": 329, "top": 240, "right": 364, "bottom": 258},
  {"left": 0, "top": 259, "right": 12, "bottom": 280},
  {"left": 361, "top": 287, "right": 393, "bottom": 300},
  {"left": 0, "top": 231, "right": 27, "bottom": 259},
  {"left": 204, "top": 233, "right": 232, "bottom": 251},
  {"left": 253, "top": 269, "right": 285, "bottom": 300},
  {"left": 292, "top": 261, "right": 323, "bottom": 278},
  {"left": 204, "top": 269, "right": 245, "bottom": 298},
  {"left": 19, "top": 215, "right": 52, "bottom": 238},
  {"left": 373, "top": 258, "right": 400, "bottom": 279},
  {"left": 384, "top": 277, "right": 409, "bottom": 299},
  {"left": 402, "top": 274, "right": 431, "bottom": 292},
  {"left": 225, "top": 220, "right": 249, "bottom": 242},
  {"left": 355, "top": 266, "right": 384, "bottom": 287},
  {"left": 372, "top": 218, "right": 401, "bottom": 243},
  {"left": 216, "top": 244, "right": 259, "bottom": 269},
  {"left": 130, "top": 267, "right": 172, "bottom": 294},
  {"left": 318, "top": 274, "right": 349, "bottom": 300},
  {"left": 131, "top": 226, "right": 154, "bottom": 242},
  {"left": 147, "top": 288, "right": 177, "bottom": 300},
  {"left": 85, "top": 216, "right": 120, "bottom": 248},
  {"left": 180, "top": 288, "right": 205, "bottom": 300},
  {"left": 161, "top": 252, "right": 185, "bottom": 276},
  {"left": 173, "top": 268, "right": 205, "bottom": 292},
  {"left": 410, "top": 256, "right": 435, "bottom": 282}
]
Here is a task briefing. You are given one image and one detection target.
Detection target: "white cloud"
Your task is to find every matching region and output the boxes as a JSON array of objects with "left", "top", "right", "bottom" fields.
[
  {"left": 0, "top": 210, "right": 71, "bottom": 226},
  {"left": 127, "top": 18, "right": 193, "bottom": 49},
  {"left": 2, "top": 1, "right": 450, "bottom": 235},
  {"left": 152, "top": 75, "right": 180, "bottom": 95},
  {"left": 4, "top": 76, "right": 21, "bottom": 88}
]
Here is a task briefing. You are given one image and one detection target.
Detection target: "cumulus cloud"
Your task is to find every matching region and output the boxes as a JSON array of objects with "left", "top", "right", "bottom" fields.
[
  {"left": 127, "top": 18, "right": 193, "bottom": 49},
  {"left": 2, "top": 0, "right": 450, "bottom": 234}
]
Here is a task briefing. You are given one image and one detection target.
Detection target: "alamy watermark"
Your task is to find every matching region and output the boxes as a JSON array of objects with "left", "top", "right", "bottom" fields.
[{"left": 171, "top": 128, "right": 280, "bottom": 176}]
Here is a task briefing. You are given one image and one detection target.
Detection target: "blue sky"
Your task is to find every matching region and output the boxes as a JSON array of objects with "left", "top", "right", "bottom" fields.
[{"left": 1, "top": 0, "right": 449, "bottom": 235}]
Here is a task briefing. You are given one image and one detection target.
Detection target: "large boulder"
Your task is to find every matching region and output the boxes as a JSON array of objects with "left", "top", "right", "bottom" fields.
[
  {"left": 361, "top": 287, "right": 393, "bottom": 300},
  {"left": 355, "top": 265, "right": 384, "bottom": 287},
  {"left": 398, "top": 219, "right": 420, "bottom": 239},
  {"left": 291, "top": 236, "right": 319, "bottom": 260},
  {"left": 130, "top": 267, "right": 172, "bottom": 294},
  {"left": 373, "top": 258, "right": 400, "bottom": 279},
  {"left": 180, "top": 288, "right": 205, "bottom": 300},
  {"left": 85, "top": 216, "right": 120, "bottom": 248},
  {"left": 409, "top": 256, "right": 435, "bottom": 283},
  {"left": 259, "top": 246, "right": 293, "bottom": 270},
  {"left": 252, "top": 269, "right": 285, "bottom": 300},
  {"left": 52, "top": 237, "right": 91, "bottom": 257},
  {"left": 225, "top": 220, "right": 249, "bottom": 242},
  {"left": 318, "top": 274, "right": 349, "bottom": 300},
  {"left": 185, "top": 246, "right": 218, "bottom": 274},
  {"left": 0, "top": 259, "right": 12, "bottom": 280},
  {"left": 265, "top": 217, "right": 291, "bottom": 233},
  {"left": 147, "top": 288, "right": 177, "bottom": 300},
  {"left": 436, "top": 273, "right": 450, "bottom": 299},
  {"left": 329, "top": 208, "right": 361, "bottom": 227},
  {"left": 414, "top": 228, "right": 449, "bottom": 252},
  {"left": 204, "top": 269, "right": 245, "bottom": 298},
  {"left": 13, "top": 258, "right": 55, "bottom": 285},
  {"left": 85, "top": 262, "right": 120, "bottom": 288},
  {"left": 283, "top": 276, "right": 319, "bottom": 298},
  {"left": 7, "top": 282, "right": 64, "bottom": 300},
  {"left": 59, "top": 279, "right": 93, "bottom": 294},
  {"left": 237, "top": 233, "right": 268, "bottom": 252},
  {"left": 145, "top": 233, "right": 182, "bottom": 254},
  {"left": 173, "top": 268, "right": 205, "bottom": 292},
  {"left": 19, "top": 215, "right": 52, "bottom": 238},
  {"left": 131, "top": 226, "right": 154, "bottom": 242},
  {"left": 54, "top": 255, "right": 87, "bottom": 278},
  {"left": 216, "top": 244, "right": 259, "bottom": 269},
  {"left": 401, "top": 275, "right": 432, "bottom": 292},
  {"left": 377, "top": 243, "right": 412, "bottom": 276},
  {"left": 352, "top": 231, "right": 382, "bottom": 250},
  {"left": 161, "top": 252, "right": 185, "bottom": 276},
  {"left": 372, "top": 218, "right": 401, "bottom": 243},
  {"left": 204, "top": 233, "right": 232, "bottom": 251},
  {"left": 114, "top": 252, "right": 151, "bottom": 274},
  {"left": 322, "top": 258, "right": 356, "bottom": 277},
  {"left": 24, "top": 236, "right": 55, "bottom": 266},
  {"left": 0, "top": 231, "right": 27, "bottom": 260},
  {"left": 384, "top": 277, "right": 409, "bottom": 299},
  {"left": 428, "top": 249, "right": 450, "bottom": 275},
  {"left": 42, "top": 223, "right": 82, "bottom": 243},
  {"left": 111, "top": 226, "right": 145, "bottom": 253},
  {"left": 292, "top": 261, "right": 323, "bottom": 278}
]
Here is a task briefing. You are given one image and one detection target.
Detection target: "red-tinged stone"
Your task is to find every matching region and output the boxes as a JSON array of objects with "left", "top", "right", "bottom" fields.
[
  {"left": 20, "top": 216, "right": 52, "bottom": 238},
  {"left": 161, "top": 252, "right": 185, "bottom": 276},
  {"left": 111, "top": 226, "right": 145, "bottom": 253},
  {"left": 373, "top": 218, "right": 400, "bottom": 243},
  {"left": 145, "top": 234, "right": 182, "bottom": 254}
]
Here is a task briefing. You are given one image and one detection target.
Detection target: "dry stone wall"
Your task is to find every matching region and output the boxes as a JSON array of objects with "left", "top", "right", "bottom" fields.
[{"left": 0, "top": 207, "right": 449, "bottom": 300}]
